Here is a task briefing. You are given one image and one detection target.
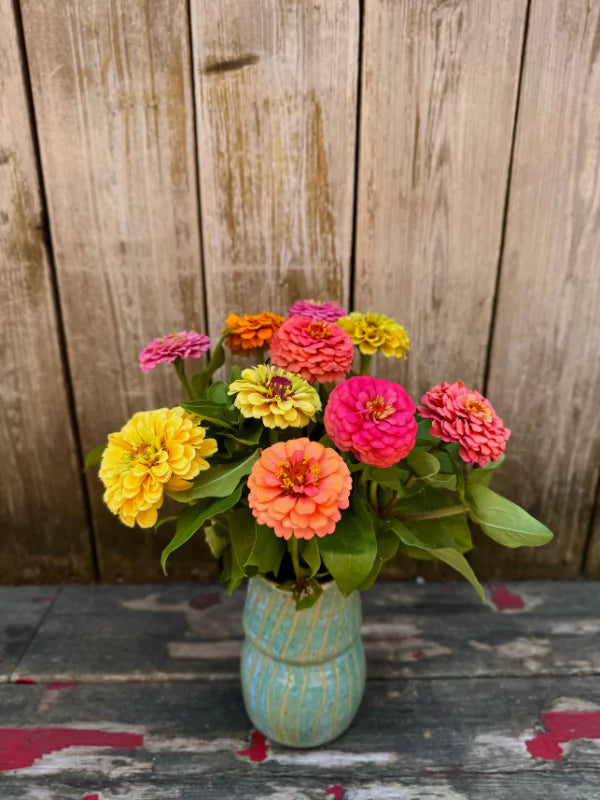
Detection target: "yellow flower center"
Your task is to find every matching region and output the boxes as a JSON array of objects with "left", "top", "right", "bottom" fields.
[
  {"left": 463, "top": 396, "right": 493, "bottom": 423},
  {"left": 365, "top": 394, "right": 395, "bottom": 421},
  {"left": 275, "top": 454, "right": 321, "bottom": 495},
  {"left": 306, "top": 321, "right": 332, "bottom": 339}
]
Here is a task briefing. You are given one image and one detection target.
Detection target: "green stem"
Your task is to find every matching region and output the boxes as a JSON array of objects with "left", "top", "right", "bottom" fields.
[
  {"left": 394, "top": 504, "right": 467, "bottom": 522},
  {"left": 289, "top": 537, "right": 303, "bottom": 580},
  {"left": 368, "top": 480, "right": 379, "bottom": 513},
  {"left": 174, "top": 358, "right": 193, "bottom": 400},
  {"left": 256, "top": 345, "right": 265, "bottom": 364},
  {"left": 380, "top": 495, "right": 399, "bottom": 516},
  {"left": 359, "top": 351, "right": 373, "bottom": 376}
]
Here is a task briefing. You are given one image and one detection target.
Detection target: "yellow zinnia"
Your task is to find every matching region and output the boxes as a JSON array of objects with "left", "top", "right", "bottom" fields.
[
  {"left": 228, "top": 365, "right": 321, "bottom": 429},
  {"left": 337, "top": 312, "right": 410, "bottom": 358},
  {"left": 99, "top": 407, "right": 217, "bottom": 528}
]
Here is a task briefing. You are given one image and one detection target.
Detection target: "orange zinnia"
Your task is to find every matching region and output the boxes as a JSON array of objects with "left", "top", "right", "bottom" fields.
[
  {"left": 247, "top": 438, "right": 352, "bottom": 540},
  {"left": 223, "top": 312, "right": 285, "bottom": 354}
]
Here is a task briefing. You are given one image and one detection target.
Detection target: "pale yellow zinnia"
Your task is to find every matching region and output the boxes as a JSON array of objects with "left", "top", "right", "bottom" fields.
[
  {"left": 99, "top": 407, "right": 217, "bottom": 528},
  {"left": 228, "top": 364, "right": 321, "bottom": 429},
  {"left": 337, "top": 312, "right": 410, "bottom": 358}
]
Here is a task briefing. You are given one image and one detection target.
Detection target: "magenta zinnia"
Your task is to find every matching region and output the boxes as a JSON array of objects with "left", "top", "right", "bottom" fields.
[
  {"left": 270, "top": 315, "right": 354, "bottom": 384},
  {"left": 288, "top": 299, "right": 346, "bottom": 322},
  {"left": 139, "top": 331, "right": 210, "bottom": 373},
  {"left": 418, "top": 381, "right": 510, "bottom": 467},
  {"left": 324, "top": 376, "right": 417, "bottom": 467}
]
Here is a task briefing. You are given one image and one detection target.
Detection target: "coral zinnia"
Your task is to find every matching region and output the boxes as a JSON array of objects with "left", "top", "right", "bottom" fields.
[
  {"left": 288, "top": 299, "right": 346, "bottom": 322},
  {"left": 223, "top": 312, "right": 285, "bottom": 355},
  {"left": 418, "top": 381, "right": 510, "bottom": 467},
  {"left": 228, "top": 364, "right": 321, "bottom": 429},
  {"left": 337, "top": 312, "right": 409, "bottom": 358},
  {"left": 247, "top": 438, "right": 352, "bottom": 540},
  {"left": 99, "top": 407, "right": 217, "bottom": 528},
  {"left": 270, "top": 315, "right": 354, "bottom": 384},
  {"left": 324, "top": 376, "right": 417, "bottom": 468},
  {"left": 139, "top": 331, "right": 210, "bottom": 372}
]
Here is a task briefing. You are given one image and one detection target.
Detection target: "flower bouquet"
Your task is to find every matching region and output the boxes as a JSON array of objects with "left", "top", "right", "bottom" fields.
[{"left": 90, "top": 301, "right": 552, "bottom": 746}]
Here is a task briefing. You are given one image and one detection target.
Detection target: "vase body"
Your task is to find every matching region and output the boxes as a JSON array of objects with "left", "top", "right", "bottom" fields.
[{"left": 241, "top": 575, "right": 365, "bottom": 748}]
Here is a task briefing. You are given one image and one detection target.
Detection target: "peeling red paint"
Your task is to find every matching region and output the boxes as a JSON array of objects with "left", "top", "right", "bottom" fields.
[
  {"left": 81, "top": 795, "right": 100, "bottom": 800},
  {"left": 0, "top": 728, "right": 143, "bottom": 772},
  {"left": 491, "top": 584, "right": 525, "bottom": 611},
  {"left": 326, "top": 784, "right": 343, "bottom": 799},
  {"left": 46, "top": 682, "right": 75, "bottom": 691},
  {"left": 189, "top": 592, "right": 220, "bottom": 610},
  {"left": 237, "top": 730, "right": 268, "bottom": 762},
  {"left": 526, "top": 711, "right": 600, "bottom": 760},
  {"left": 14, "top": 677, "right": 36, "bottom": 685},
  {"left": 411, "top": 650, "right": 426, "bottom": 660}
]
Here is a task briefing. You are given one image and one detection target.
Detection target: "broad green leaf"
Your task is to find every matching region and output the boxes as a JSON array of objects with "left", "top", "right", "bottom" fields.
[
  {"left": 229, "top": 364, "right": 243, "bottom": 383},
  {"left": 246, "top": 521, "right": 286, "bottom": 577},
  {"left": 376, "top": 522, "right": 401, "bottom": 561},
  {"left": 416, "top": 418, "right": 437, "bottom": 443},
  {"left": 317, "top": 495, "right": 377, "bottom": 595},
  {"left": 319, "top": 434, "right": 336, "bottom": 449},
  {"left": 207, "top": 381, "right": 231, "bottom": 405},
  {"left": 468, "top": 453, "right": 506, "bottom": 489},
  {"left": 392, "top": 485, "right": 457, "bottom": 516},
  {"left": 407, "top": 451, "right": 440, "bottom": 479},
  {"left": 190, "top": 370, "right": 210, "bottom": 397},
  {"left": 466, "top": 484, "right": 553, "bottom": 548},
  {"left": 423, "top": 472, "right": 457, "bottom": 491},
  {"left": 388, "top": 519, "right": 485, "bottom": 601},
  {"left": 357, "top": 558, "right": 384, "bottom": 591},
  {"left": 227, "top": 508, "right": 258, "bottom": 593},
  {"left": 180, "top": 399, "right": 239, "bottom": 429},
  {"left": 84, "top": 443, "right": 106, "bottom": 470},
  {"left": 204, "top": 523, "right": 229, "bottom": 558},
  {"left": 299, "top": 538, "right": 321, "bottom": 577},
  {"left": 362, "top": 464, "right": 409, "bottom": 491},
  {"left": 294, "top": 578, "right": 323, "bottom": 611},
  {"left": 168, "top": 450, "right": 259, "bottom": 502},
  {"left": 220, "top": 423, "right": 263, "bottom": 447},
  {"left": 161, "top": 486, "right": 242, "bottom": 573}
]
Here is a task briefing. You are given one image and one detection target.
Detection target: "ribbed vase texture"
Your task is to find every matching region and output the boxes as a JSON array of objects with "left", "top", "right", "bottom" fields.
[{"left": 241, "top": 575, "right": 365, "bottom": 748}]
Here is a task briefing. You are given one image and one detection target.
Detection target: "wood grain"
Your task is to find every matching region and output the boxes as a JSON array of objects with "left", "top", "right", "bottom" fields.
[
  {"left": 475, "top": 0, "right": 600, "bottom": 579},
  {"left": 19, "top": 0, "right": 213, "bottom": 580},
  {"left": 192, "top": 0, "right": 359, "bottom": 337},
  {"left": 354, "top": 0, "right": 527, "bottom": 397},
  {"left": 0, "top": 0, "right": 92, "bottom": 582}
]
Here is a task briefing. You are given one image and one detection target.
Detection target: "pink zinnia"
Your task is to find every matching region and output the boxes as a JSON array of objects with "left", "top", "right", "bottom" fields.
[
  {"left": 139, "top": 331, "right": 210, "bottom": 373},
  {"left": 288, "top": 299, "right": 346, "bottom": 322},
  {"left": 417, "top": 381, "right": 511, "bottom": 467},
  {"left": 270, "top": 316, "right": 354, "bottom": 384},
  {"left": 324, "top": 376, "right": 417, "bottom": 468}
]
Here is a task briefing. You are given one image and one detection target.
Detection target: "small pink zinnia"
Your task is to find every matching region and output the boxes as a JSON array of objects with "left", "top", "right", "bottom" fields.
[
  {"left": 270, "top": 316, "right": 354, "bottom": 384},
  {"left": 288, "top": 299, "right": 347, "bottom": 322},
  {"left": 247, "top": 438, "right": 352, "bottom": 540},
  {"left": 139, "top": 331, "right": 210, "bottom": 373},
  {"left": 324, "top": 376, "right": 417, "bottom": 468},
  {"left": 417, "top": 381, "right": 510, "bottom": 467}
]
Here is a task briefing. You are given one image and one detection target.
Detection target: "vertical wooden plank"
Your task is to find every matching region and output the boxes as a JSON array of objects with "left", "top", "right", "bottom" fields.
[
  {"left": 0, "top": 0, "right": 92, "bottom": 581},
  {"left": 192, "top": 0, "right": 359, "bottom": 336},
  {"left": 20, "top": 0, "right": 213, "bottom": 580},
  {"left": 355, "top": 0, "right": 527, "bottom": 397},
  {"left": 477, "top": 0, "right": 600, "bottom": 578}
]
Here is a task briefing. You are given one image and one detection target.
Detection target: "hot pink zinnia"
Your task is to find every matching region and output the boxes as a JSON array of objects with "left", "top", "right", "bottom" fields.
[
  {"left": 417, "top": 381, "right": 511, "bottom": 467},
  {"left": 139, "top": 331, "right": 210, "bottom": 373},
  {"left": 324, "top": 376, "right": 417, "bottom": 468},
  {"left": 270, "top": 316, "right": 354, "bottom": 384},
  {"left": 288, "top": 299, "right": 347, "bottom": 322}
]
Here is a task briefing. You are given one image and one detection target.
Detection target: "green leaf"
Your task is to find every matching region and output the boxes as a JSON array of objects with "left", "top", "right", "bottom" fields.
[
  {"left": 362, "top": 464, "right": 409, "bottom": 491},
  {"left": 376, "top": 520, "right": 401, "bottom": 561},
  {"left": 466, "top": 484, "right": 553, "bottom": 548},
  {"left": 227, "top": 508, "right": 257, "bottom": 593},
  {"left": 204, "top": 523, "right": 229, "bottom": 558},
  {"left": 168, "top": 450, "right": 260, "bottom": 502},
  {"left": 423, "top": 472, "right": 457, "bottom": 490},
  {"left": 160, "top": 486, "right": 242, "bottom": 573},
  {"left": 357, "top": 558, "right": 384, "bottom": 591},
  {"left": 407, "top": 451, "right": 440, "bottom": 479},
  {"left": 299, "top": 538, "right": 321, "bottom": 578},
  {"left": 388, "top": 519, "right": 485, "bottom": 601},
  {"left": 246, "top": 521, "right": 286, "bottom": 577},
  {"left": 84, "top": 443, "right": 106, "bottom": 470},
  {"left": 317, "top": 495, "right": 377, "bottom": 595},
  {"left": 468, "top": 454, "right": 506, "bottom": 488},
  {"left": 229, "top": 364, "right": 243, "bottom": 383},
  {"left": 154, "top": 515, "right": 177, "bottom": 532},
  {"left": 220, "top": 423, "right": 264, "bottom": 448},
  {"left": 180, "top": 399, "right": 239, "bottom": 429},
  {"left": 207, "top": 381, "right": 231, "bottom": 405},
  {"left": 294, "top": 578, "right": 323, "bottom": 611}
]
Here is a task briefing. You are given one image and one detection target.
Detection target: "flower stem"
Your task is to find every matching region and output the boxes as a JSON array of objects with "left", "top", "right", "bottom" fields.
[
  {"left": 289, "top": 537, "right": 303, "bottom": 579},
  {"left": 368, "top": 480, "right": 379, "bottom": 513},
  {"left": 359, "top": 351, "right": 372, "bottom": 376},
  {"left": 394, "top": 504, "right": 467, "bottom": 522},
  {"left": 174, "top": 358, "right": 193, "bottom": 400}
]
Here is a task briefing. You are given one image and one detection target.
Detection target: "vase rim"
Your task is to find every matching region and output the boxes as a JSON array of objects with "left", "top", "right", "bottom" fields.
[{"left": 251, "top": 573, "right": 339, "bottom": 596}]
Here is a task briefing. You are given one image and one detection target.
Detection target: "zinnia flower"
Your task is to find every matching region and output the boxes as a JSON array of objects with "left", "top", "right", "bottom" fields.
[
  {"left": 324, "top": 376, "right": 417, "bottom": 467},
  {"left": 337, "top": 312, "right": 409, "bottom": 358},
  {"left": 139, "top": 331, "right": 210, "bottom": 372},
  {"left": 247, "top": 438, "right": 352, "bottom": 540},
  {"left": 270, "top": 315, "right": 354, "bottom": 383},
  {"left": 99, "top": 407, "right": 217, "bottom": 528},
  {"left": 417, "top": 381, "right": 510, "bottom": 467},
  {"left": 223, "top": 312, "right": 285, "bottom": 355},
  {"left": 288, "top": 299, "right": 346, "bottom": 322},
  {"left": 228, "top": 364, "right": 321, "bottom": 429}
]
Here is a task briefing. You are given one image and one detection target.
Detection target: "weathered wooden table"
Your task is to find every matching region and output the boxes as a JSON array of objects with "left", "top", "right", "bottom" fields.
[{"left": 1, "top": 581, "right": 599, "bottom": 799}]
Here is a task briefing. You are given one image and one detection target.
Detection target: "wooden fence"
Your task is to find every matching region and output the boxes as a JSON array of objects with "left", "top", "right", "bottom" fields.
[{"left": 1, "top": 0, "right": 599, "bottom": 583}]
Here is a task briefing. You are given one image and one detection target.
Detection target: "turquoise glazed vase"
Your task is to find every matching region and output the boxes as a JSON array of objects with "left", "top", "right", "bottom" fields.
[{"left": 241, "top": 575, "right": 365, "bottom": 748}]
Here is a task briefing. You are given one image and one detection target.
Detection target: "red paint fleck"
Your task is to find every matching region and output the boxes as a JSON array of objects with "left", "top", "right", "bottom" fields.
[
  {"left": 326, "top": 785, "right": 343, "bottom": 799},
  {"left": 0, "top": 728, "right": 143, "bottom": 772},
  {"left": 14, "top": 677, "right": 36, "bottom": 685},
  {"left": 411, "top": 650, "right": 426, "bottom": 660},
  {"left": 491, "top": 584, "right": 525, "bottom": 611},
  {"left": 81, "top": 795, "right": 100, "bottom": 800},
  {"left": 46, "top": 682, "right": 75, "bottom": 691},
  {"left": 526, "top": 711, "right": 600, "bottom": 760},
  {"left": 237, "top": 730, "right": 268, "bottom": 762},
  {"left": 189, "top": 592, "right": 220, "bottom": 610}
]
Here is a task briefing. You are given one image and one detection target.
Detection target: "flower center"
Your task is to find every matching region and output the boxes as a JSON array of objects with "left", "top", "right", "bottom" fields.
[
  {"left": 306, "top": 321, "right": 332, "bottom": 339},
  {"left": 267, "top": 375, "right": 293, "bottom": 399},
  {"left": 364, "top": 394, "right": 395, "bottom": 421},
  {"left": 463, "top": 395, "right": 493, "bottom": 423},
  {"left": 275, "top": 452, "right": 321, "bottom": 496},
  {"left": 131, "top": 442, "right": 160, "bottom": 465}
]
